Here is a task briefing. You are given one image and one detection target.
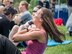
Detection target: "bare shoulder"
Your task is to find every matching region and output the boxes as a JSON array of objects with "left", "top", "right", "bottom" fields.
[
  {"left": 29, "top": 29, "right": 46, "bottom": 40},
  {"left": 37, "top": 30, "right": 47, "bottom": 43}
]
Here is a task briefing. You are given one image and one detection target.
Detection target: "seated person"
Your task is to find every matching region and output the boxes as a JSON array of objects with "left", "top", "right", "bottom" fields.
[
  {"left": 0, "top": 8, "right": 65, "bottom": 54},
  {"left": 0, "top": 6, "right": 17, "bottom": 37}
]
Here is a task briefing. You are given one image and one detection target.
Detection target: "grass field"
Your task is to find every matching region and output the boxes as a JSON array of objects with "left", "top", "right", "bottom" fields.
[
  {"left": 19, "top": 26, "right": 72, "bottom": 54},
  {"left": 45, "top": 26, "right": 72, "bottom": 54}
]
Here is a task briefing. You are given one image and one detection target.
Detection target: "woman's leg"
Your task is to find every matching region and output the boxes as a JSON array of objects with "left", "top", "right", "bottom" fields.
[
  {"left": 9, "top": 25, "right": 19, "bottom": 46},
  {"left": 0, "top": 34, "right": 21, "bottom": 54}
]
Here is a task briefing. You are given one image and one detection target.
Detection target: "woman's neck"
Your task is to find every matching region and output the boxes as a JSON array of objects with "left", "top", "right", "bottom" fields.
[{"left": 35, "top": 23, "right": 43, "bottom": 30}]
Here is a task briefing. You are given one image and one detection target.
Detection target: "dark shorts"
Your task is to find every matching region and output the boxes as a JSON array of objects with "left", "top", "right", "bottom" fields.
[{"left": 0, "top": 34, "right": 21, "bottom": 54}]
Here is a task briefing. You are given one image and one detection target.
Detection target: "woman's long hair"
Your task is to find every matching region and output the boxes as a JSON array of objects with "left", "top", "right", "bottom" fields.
[{"left": 41, "top": 8, "right": 65, "bottom": 43}]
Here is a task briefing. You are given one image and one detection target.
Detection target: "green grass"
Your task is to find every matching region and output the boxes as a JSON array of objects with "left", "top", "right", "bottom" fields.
[
  {"left": 45, "top": 43, "right": 72, "bottom": 54},
  {"left": 45, "top": 26, "right": 72, "bottom": 54},
  {"left": 19, "top": 26, "right": 72, "bottom": 54},
  {"left": 18, "top": 26, "right": 72, "bottom": 54}
]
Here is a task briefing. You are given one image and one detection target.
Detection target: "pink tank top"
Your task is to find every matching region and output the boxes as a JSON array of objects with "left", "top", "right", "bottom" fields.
[{"left": 21, "top": 40, "right": 47, "bottom": 54}]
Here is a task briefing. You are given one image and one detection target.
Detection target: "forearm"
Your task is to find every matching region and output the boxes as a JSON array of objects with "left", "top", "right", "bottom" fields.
[
  {"left": 9, "top": 25, "right": 19, "bottom": 46},
  {"left": 17, "top": 29, "right": 28, "bottom": 34},
  {"left": 17, "top": 25, "right": 28, "bottom": 34}
]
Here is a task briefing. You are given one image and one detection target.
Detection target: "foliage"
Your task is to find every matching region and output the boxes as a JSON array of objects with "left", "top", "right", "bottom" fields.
[
  {"left": 26, "top": 0, "right": 31, "bottom": 3},
  {"left": 29, "top": 0, "right": 38, "bottom": 9},
  {"left": 60, "top": 0, "right": 67, "bottom": 4}
]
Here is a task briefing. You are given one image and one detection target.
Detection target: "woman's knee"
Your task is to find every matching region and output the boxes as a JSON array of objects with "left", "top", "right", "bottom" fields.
[{"left": 12, "top": 25, "right": 19, "bottom": 31}]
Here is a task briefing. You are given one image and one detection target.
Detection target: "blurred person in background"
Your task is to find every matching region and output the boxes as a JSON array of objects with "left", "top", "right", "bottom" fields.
[
  {"left": 3, "top": 0, "right": 17, "bottom": 14},
  {"left": 66, "top": 13, "right": 72, "bottom": 36},
  {"left": 66, "top": 0, "right": 72, "bottom": 36},
  {"left": 18, "top": 1, "right": 32, "bottom": 25},
  {"left": 50, "top": 0, "right": 56, "bottom": 13},
  {"left": 0, "top": 5, "right": 5, "bottom": 14},
  {"left": 37, "top": 0, "right": 50, "bottom": 9},
  {"left": 13, "top": 1, "right": 32, "bottom": 25},
  {"left": 0, "top": 6, "right": 17, "bottom": 37},
  {"left": 66, "top": 0, "right": 72, "bottom": 16},
  {"left": 3, "top": 0, "right": 13, "bottom": 8}
]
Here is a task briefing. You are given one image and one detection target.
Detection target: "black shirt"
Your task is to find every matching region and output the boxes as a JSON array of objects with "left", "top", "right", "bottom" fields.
[
  {"left": 0, "top": 14, "right": 15, "bottom": 37},
  {"left": 38, "top": 1, "right": 50, "bottom": 9},
  {"left": 67, "top": 0, "right": 72, "bottom": 6}
]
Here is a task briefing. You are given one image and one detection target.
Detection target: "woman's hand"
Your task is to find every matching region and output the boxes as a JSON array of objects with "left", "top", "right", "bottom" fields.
[{"left": 28, "top": 24, "right": 40, "bottom": 32}]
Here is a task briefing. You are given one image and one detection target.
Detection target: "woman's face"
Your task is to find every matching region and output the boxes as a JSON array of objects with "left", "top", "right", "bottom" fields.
[
  {"left": 13, "top": 14, "right": 22, "bottom": 25},
  {"left": 33, "top": 9, "right": 43, "bottom": 24},
  {"left": 40, "top": 0, "right": 45, "bottom": 2},
  {"left": 18, "top": 3, "right": 25, "bottom": 12},
  {"left": 3, "top": 0, "right": 10, "bottom": 6}
]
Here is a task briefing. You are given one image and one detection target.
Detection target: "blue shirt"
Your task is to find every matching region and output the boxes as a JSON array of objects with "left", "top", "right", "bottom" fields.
[{"left": 20, "top": 11, "right": 32, "bottom": 25}]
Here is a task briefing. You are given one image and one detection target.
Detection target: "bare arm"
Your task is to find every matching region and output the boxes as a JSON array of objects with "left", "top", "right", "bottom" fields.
[
  {"left": 17, "top": 25, "right": 28, "bottom": 34},
  {"left": 9, "top": 25, "right": 19, "bottom": 46},
  {"left": 12, "top": 30, "right": 42, "bottom": 42}
]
